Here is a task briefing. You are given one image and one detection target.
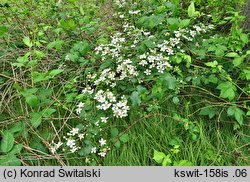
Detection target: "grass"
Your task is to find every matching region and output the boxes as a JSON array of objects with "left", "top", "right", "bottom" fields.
[
  {"left": 103, "top": 103, "right": 250, "bottom": 166},
  {"left": 0, "top": 0, "right": 250, "bottom": 166}
]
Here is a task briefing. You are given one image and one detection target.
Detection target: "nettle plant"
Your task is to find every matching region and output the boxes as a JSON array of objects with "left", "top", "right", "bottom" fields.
[{"left": 45, "top": 0, "right": 250, "bottom": 165}]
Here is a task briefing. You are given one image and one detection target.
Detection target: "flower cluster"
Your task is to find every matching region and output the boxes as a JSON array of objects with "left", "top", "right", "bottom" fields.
[{"left": 76, "top": 102, "right": 84, "bottom": 115}]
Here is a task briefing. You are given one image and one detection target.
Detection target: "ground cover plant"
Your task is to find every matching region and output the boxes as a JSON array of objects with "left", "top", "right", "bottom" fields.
[{"left": 0, "top": 0, "right": 249, "bottom": 166}]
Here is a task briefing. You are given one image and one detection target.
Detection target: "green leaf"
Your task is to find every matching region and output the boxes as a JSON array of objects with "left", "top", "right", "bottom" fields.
[
  {"left": 130, "top": 91, "right": 141, "bottom": 106},
  {"left": 246, "top": 110, "right": 250, "bottom": 116},
  {"left": 30, "top": 112, "right": 42, "bottom": 128},
  {"left": 188, "top": 2, "right": 199, "bottom": 17},
  {"left": 9, "top": 144, "right": 23, "bottom": 155},
  {"left": 179, "top": 19, "right": 190, "bottom": 28},
  {"left": 199, "top": 107, "right": 218, "bottom": 119},
  {"left": 0, "top": 154, "right": 21, "bottom": 166},
  {"left": 225, "top": 52, "right": 239, "bottom": 58},
  {"left": 162, "top": 74, "right": 177, "bottom": 90},
  {"left": 9, "top": 122, "right": 25, "bottom": 134},
  {"left": 172, "top": 96, "right": 179, "bottom": 104},
  {"left": 162, "top": 155, "right": 172, "bottom": 166},
  {"left": 25, "top": 94, "right": 39, "bottom": 107},
  {"left": 0, "top": 26, "right": 8, "bottom": 37},
  {"left": 120, "top": 134, "right": 129, "bottom": 143},
  {"left": 205, "top": 61, "right": 218, "bottom": 68},
  {"left": 233, "top": 57, "right": 243, "bottom": 67},
  {"left": 216, "top": 82, "right": 237, "bottom": 100},
  {"left": 1, "top": 131, "right": 14, "bottom": 153},
  {"left": 111, "top": 128, "right": 119, "bottom": 138},
  {"left": 23, "top": 36, "right": 33, "bottom": 48},
  {"left": 48, "top": 69, "right": 64, "bottom": 77},
  {"left": 78, "top": 146, "right": 92, "bottom": 156},
  {"left": 227, "top": 106, "right": 245, "bottom": 125},
  {"left": 167, "top": 18, "right": 179, "bottom": 25},
  {"left": 114, "top": 141, "right": 121, "bottom": 148},
  {"left": 153, "top": 150, "right": 166, "bottom": 164},
  {"left": 174, "top": 160, "right": 193, "bottom": 166},
  {"left": 41, "top": 108, "right": 56, "bottom": 118}
]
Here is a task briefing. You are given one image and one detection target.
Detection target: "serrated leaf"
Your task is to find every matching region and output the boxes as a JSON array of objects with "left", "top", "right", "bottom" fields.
[
  {"left": 130, "top": 91, "right": 141, "bottom": 106},
  {"left": 1, "top": 131, "right": 14, "bottom": 153},
  {"left": 162, "top": 155, "right": 172, "bottom": 166},
  {"left": 30, "top": 112, "right": 42, "bottom": 128},
  {"left": 227, "top": 106, "right": 245, "bottom": 125},
  {"left": 162, "top": 74, "right": 177, "bottom": 90},
  {"left": 23, "top": 36, "right": 32, "bottom": 48},
  {"left": 199, "top": 107, "right": 218, "bottom": 119},
  {"left": 25, "top": 94, "right": 39, "bottom": 107},
  {"left": 153, "top": 150, "right": 166, "bottom": 164},
  {"left": 216, "top": 82, "right": 237, "bottom": 100}
]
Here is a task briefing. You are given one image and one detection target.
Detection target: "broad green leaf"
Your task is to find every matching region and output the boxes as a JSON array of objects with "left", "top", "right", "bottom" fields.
[
  {"left": 167, "top": 18, "right": 179, "bottom": 25},
  {"left": 162, "top": 74, "right": 177, "bottom": 90},
  {"left": 0, "top": 154, "right": 21, "bottom": 166},
  {"left": 30, "top": 112, "right": 42, "bottom": 128},
  {"left": 162, "top": 155, "right": 172, "bottom": 166},
  {"left": 25, "top": 94, "right": 39, "bottom": 107},
  {"left": 187, "top": 2, "right": 199, "bottom": 17},
  {"left": 130, "top": 91, "right": 141, "bottom": 106},
  {"left": 120, "top": 134, "right": 129, "bottom": 143},
  {"left": 153, "top": 150, "right": 166, "bottom": 164},
  {"left": 49, "top": 69, "right": 64, "bottom": 77},
  {"left": 227, "top": 106, "right": 245, "bottom": 125},
  {"left": 9, "top": 144, "right": 23, "bottom": 155},
  {"left": 41, "top": 108, "right": 56, "bottom": 118},
  {"left": 23, "top": 36, "right": 33, "bottom": 48},
  {"left": 205, "top": 61, "right": 218, "bottom": 68},
  {"left": 233, "top": 57, "right": 243, "bottom": 67},
  {"left": 78, "top": 146, "right": 92, "bottom": 156},
  {"left": 111, "top": 128, "right": 119, "bottom": 138},
  {"left": 179, "top": 19, "right": 190, "bottom": 28},
  {"left": 216, "top": 82, "right": 237, "bottom": 100},
  {"left": 9, "top": 122, "right": 25, "bottom": 134},
  {"left": 199, "top": 107, "right": 218, "bottom": 119},
  {"left": 225, "top": 52, "right": 239, "bottom": 58},
  {"left": 1, "top": 131, "right": 14, "bottom": 153},
  {"left": 114, "top": 141, "right": 121, "bottom": 148}
]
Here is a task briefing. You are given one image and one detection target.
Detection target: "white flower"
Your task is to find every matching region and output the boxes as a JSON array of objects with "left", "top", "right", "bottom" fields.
[
  {"left": 100, "top": 117, "right": 108, "bottom": 123},
  {"left": 144, "top": 69, "right": 151, "bottom": 75},
  {"left": 78, "top": 134, "right": 84, "bottom": 140},
  {"left": 70, "top": 128, "right": 79, "bottom": 136},
  {"left": 99, "top": 138, "right": 106, "bottom": 146},
  {"left": 76, "top": 107, "right": 82, "bottom": 115},
  {"left": 98, "top": 152, "right": 107, "bottom": 157},
  {"left": 91, "top": 147, "right": 97, "bottom": 153},
  {"left": 66, "top": 138, "right": 76, "bottom": 148}
]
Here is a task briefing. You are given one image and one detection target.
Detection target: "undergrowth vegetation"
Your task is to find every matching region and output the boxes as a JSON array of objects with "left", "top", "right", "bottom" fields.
[{"left": 0, "top": 0, "right": 249, "bottom": 166}]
